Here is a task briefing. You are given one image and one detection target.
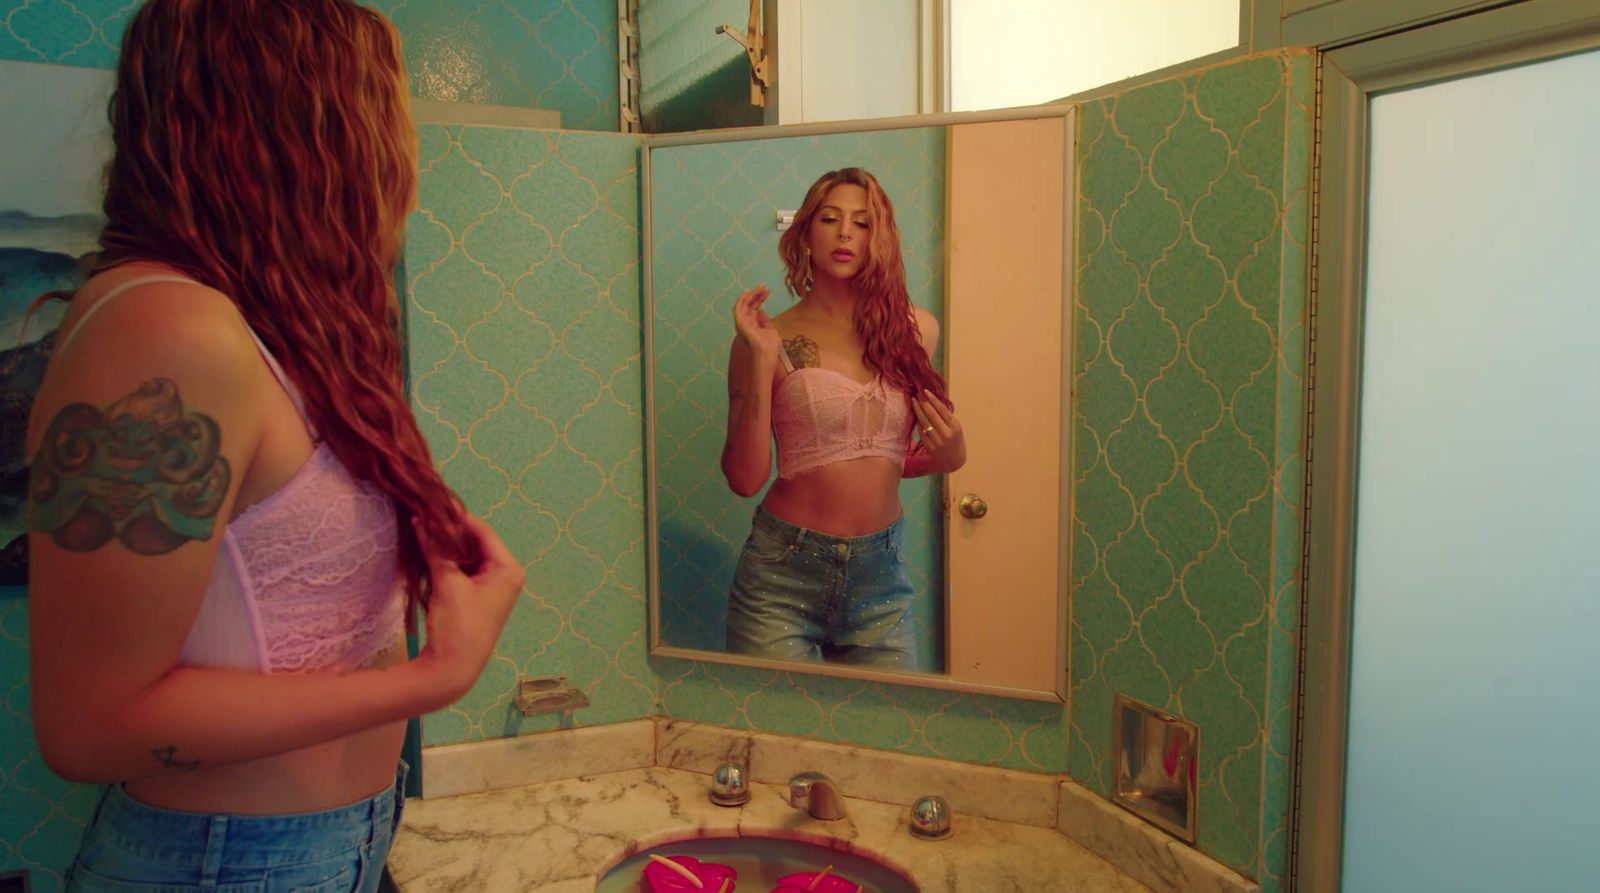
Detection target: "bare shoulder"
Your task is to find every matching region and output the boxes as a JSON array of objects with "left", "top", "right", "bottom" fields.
[
  {"left": 769, "top": 302, "right": 802, "bottom": 335},
  {"left": 82, "top": 264, "right": 244, "bottom": 320},
  {"left": 60, "top": 267, "right": 254, "bottom": 362},
  {"left": 912, "top": 306, "right": 941, "bottom": 353},
  {"left": 29, "top": 269, "right": 260, "bottom": 453}
]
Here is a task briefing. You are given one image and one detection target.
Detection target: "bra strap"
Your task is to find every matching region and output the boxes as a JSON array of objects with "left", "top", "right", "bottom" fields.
[
  {"left": 55, "top": 275, "right": 199, "bottom": 352},
  {"left": 244, "top": 328, "right": 311, "bottom": 429}
]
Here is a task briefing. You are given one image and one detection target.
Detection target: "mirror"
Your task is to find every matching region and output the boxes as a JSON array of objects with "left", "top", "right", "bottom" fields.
[{"left": 643, "top": 109, "right": 1073, "bottom": 699}]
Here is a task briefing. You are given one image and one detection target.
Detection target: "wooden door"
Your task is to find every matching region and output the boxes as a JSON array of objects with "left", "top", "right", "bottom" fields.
[{"left": 943, "top": 116, "right": 1068, "bottom": 695}]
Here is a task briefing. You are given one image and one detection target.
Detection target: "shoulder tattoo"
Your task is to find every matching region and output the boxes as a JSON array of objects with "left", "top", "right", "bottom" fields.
[
  {"left": 782, "top": 335, "right": 820, "bottom": 369},
  {"left": 30, "top": 378, "right": 231, "bottom": 555}
]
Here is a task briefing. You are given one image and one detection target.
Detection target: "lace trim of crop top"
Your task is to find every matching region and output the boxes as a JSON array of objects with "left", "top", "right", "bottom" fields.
[
  {"left": 58, "top": 274, "right": 405, "bottom": 674},
  {"left": 770, "top": 348, "right": 914, "bottom": 479}
]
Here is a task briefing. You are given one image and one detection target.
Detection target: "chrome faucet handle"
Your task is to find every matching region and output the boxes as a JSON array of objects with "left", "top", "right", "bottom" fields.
[
  {"left": 788, "top": 771, "right": 847, "bottom": 820},
  {"left": 910, "top": 794, "right": 952, "bottom": 839},
  {"left": 710, "top": 761, "right": 751, "bottom": 806}
]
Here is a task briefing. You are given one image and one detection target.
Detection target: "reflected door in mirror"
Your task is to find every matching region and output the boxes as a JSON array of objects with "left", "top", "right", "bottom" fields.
[{"left": 945, "top": 117, "right": 1065, "bottom": 693}]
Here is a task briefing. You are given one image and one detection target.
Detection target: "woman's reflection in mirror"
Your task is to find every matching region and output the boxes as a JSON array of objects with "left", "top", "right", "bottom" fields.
[{"left": 720, "top": 168, "right": 967, "bottom": 669}]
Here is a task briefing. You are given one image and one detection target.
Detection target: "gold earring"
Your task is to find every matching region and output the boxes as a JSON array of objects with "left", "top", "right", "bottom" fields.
[{"left": 801, "top": 248, "right": 814, "bottom": 292}]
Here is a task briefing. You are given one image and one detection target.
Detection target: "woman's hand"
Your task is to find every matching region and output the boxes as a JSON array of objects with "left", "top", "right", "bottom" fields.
[
  {"left": 732, "top": 285, "right": 783, "bottom": 363},
  {"left": 912, "top": 390, "right": 967, "bottom": 474},
  {"left": 415, "top": 512, "right": 525, "bottom": 705}
]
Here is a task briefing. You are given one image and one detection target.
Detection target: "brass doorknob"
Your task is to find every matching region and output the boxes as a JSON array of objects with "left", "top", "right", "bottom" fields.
[{"left": 959, "top": 494, "right": 988, "bottom": 519}]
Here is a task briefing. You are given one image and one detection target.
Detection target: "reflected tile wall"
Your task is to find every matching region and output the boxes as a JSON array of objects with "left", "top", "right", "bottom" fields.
[
  {"left": 649, "top": 128, "right": 946, "bottom": 668},
  {"left": 405, "top": 124, "right": 651, "bottom": 743},
  {"left": 1068, "top": 50, "right": 1313, "bottom": 885},
  {"left": 638, "top": 0, "right": 743, "bottom": 106},
  {"left": 637, "top": 0, "right": 760, "bottom": 132},
  {"left": 0, "top": 0, "right": 620, "bottom": 131}
]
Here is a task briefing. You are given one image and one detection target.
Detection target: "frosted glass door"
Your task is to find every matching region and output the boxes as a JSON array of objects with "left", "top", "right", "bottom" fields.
[{"left": 1342, "top": 48, "right": 1600, "bottom": 892}]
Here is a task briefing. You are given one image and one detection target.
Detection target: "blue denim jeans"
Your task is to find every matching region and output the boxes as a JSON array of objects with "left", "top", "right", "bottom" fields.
[
  {"left": 725, "top": 506, "right": 918, "bottom": 670},
  {"left": 64, "top": 762, "right": 407, "bottom": 893}
]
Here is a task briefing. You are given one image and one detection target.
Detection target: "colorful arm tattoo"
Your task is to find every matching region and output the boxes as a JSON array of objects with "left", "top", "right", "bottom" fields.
[{"left": 30, "top": 378, "right": 230, "bottom": 555}]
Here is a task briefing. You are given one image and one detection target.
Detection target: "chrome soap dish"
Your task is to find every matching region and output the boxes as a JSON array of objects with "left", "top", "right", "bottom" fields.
[{"left": 514, "top": 675, "right": 590, "bottom": 716}]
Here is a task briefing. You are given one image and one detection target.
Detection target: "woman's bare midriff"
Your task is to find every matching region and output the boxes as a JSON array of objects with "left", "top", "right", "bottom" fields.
[
  {"left": 122, "top": 650, "right": 409, "bottom": 816},
  {"left": 762, "top": 455, "right": 906, "bottom": 536}
]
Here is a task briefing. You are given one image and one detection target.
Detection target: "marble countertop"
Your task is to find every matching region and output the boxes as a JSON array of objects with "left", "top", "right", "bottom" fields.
[{"left": 388, "top": 766, "right": 1154, "bottom": 893}]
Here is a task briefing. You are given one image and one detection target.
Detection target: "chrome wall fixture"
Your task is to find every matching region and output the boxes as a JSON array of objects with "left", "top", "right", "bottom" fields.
[{"left": 1113, "top": 694, "right": 1199, "bottom": 843}]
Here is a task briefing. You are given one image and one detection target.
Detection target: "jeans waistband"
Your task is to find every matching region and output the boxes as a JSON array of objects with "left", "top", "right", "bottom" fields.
[
  {"left": 753, "top": 505, "right": 904, "bottom": 558},
  {"left": 89, "top": 761, "right": 408, "bottom": 869}
]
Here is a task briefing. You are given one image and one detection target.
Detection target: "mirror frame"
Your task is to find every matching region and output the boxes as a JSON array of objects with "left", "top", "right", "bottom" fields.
[{"left": 640, "top": 105, "right": 1075, "bottom": 702}]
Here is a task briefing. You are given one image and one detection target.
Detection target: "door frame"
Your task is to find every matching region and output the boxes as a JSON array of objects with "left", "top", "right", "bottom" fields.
[{"left": 1295, "top": 2, "right": 1600, "bottom": 888}]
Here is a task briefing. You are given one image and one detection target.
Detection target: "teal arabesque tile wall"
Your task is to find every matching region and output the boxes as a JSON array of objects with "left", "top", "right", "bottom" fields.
[
  {"left": 404, "top": 124, "right": 653, "bottom": 743},
  {"left": 1068, "top": 50, "right": 1313, "bottom": 887},
  {"left": 0, "top": 0, "right": 621, "bottom": 131},
  {"left": 0, "top": 42, "right": 1313, "bottom": 891}
]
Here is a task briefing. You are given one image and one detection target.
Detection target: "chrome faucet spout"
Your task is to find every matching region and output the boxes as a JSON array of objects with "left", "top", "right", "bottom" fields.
[{"left": 788, "top": 771, "right": 847, "bottom": 820}]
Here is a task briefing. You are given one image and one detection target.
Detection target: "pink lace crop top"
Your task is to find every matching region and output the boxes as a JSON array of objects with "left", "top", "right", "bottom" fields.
[
  {"left": 771, "top": 349, "right": 914, "bottom": 479},
  {"left": 58, "top": 275, "right": 405, "bottom": 674}
]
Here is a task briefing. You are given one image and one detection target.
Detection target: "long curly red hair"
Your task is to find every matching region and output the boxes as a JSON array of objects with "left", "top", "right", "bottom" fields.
[
  {"left": 87, "top": 0, "right": 476, "bottom": 618},
  {"left": 777, "top": 168, "right": 949, "bottom": 406}
]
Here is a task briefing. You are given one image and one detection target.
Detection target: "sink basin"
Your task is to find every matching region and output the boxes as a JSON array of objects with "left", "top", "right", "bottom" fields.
[{"left": 596, "top": 836, "right": 918, "bottom": 893}]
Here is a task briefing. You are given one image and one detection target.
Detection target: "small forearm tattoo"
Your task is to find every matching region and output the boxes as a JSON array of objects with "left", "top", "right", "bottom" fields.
[
  {"left": 782, "top": 335, "right": 820, "bottom": 369},
  {"left": 151, "top": 745, "right": 201, "bottom": 771},
  {"left": 29, "top": 378, "right": 230, "bottom": 555}
]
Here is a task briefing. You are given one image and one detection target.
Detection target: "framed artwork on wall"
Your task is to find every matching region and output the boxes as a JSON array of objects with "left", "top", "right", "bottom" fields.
[{"left": 0, "top": 60, "right": 114, "bottom": 586}]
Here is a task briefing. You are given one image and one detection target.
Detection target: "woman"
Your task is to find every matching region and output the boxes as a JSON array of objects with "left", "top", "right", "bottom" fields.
[
  {"left": 26, "top": 2, "right": 522, "bottom": 891},
  {"left": 721, "top": 167, "right": 966, "bottom": 670}
]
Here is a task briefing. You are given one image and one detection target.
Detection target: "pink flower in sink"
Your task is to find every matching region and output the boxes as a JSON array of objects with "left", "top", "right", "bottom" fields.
[
  {"left": 643, "top": 854, "right": 738, "bottom": 892},
  {"left": 771, "top": 870, "right": 861, "bottom": 893}
]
